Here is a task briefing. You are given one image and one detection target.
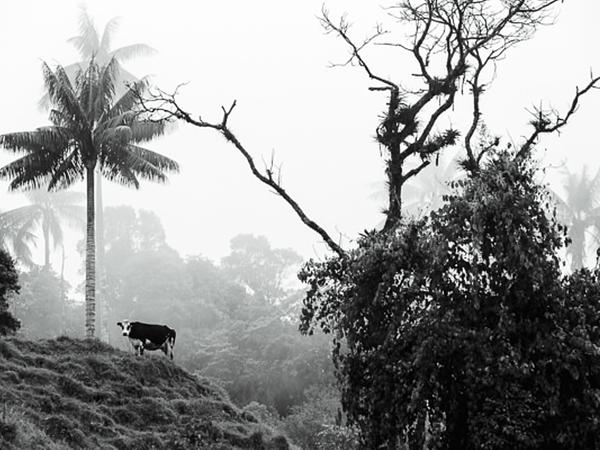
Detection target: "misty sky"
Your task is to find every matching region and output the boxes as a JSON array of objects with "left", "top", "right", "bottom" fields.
[{"left": 2, "top": 1, "right": 599, "bottom": 274}]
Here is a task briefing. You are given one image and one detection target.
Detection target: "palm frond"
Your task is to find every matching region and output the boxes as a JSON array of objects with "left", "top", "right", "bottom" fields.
[
  {"left": 0, "top": 127, "right": 70, "bottom": 154},
  {"left": 43, "top": 63, "right": 86, "bottom": 126},
  {"left": 70, "top": 5, "right": 100, "bottom": 59},
  {"left": 77, "top": 61, "right": 101, "bottom": 121},
  {"left": 97, "top": 125, "right": 133, "bottom": 147},
  {"left": 96, "top": 59, "right": 120, "bottom": 116},
  {"left": 39, "top": 64, "right": 81, "bottom": 111},
  {"left": 47, "top": 150, "right": 85, "bottom": 191},
  {"left": 129, "top": 120, "right": 166, "bottom": 143},
  {"left": 0, "top": 154, "right": 53, "bottom": 191},
  {"left": 125, "top": 144, "right": 179, "bottom": 173},
  {"left": 100, "top": 161, "right": 140, "bottom": 189},
  {"left": 103, "top": 77, "right": 149, "bottom": 120},
  {"left": 95, "top": 111, "right": 137, "bottom": 136},
  {"left": 100, "top": 16, "right": 122, "bottom": 53},
  {"left": 109, "top": 43, "right": 157, "bottom": 63},
  {"left": 0, "top": 206, "right": 41, "bottom": 230},
  {"left": 12, "top": 224, "right": 38, "bottom": 267}
]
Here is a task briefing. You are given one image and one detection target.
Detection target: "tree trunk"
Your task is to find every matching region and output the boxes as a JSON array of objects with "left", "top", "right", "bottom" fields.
[
  {"left": 85, "top": 166, "right": 96, "bottom": 338},
  {"left": 60, "top": 244, "right": 66, "bottom": 334},
  {"left": 382, "top": 89, "right": 404, "bottom": 233},
  {"left": 96, "top": 171, "right": 108, "bottom": 342},
  {"left": 43, "top": 219, "right": 50, "bottom": 269}
]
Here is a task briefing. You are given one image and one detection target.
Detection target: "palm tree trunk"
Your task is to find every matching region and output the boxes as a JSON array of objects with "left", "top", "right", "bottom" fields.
[
  {"left": 60, "top": 244, "right": 66, "bottom": 334},
  {"left": 96, "top": 171, "right": 108, "bottom": 342},
  {"left": 85, "top": 166, "right": 96, "bottom": 338},
  {"left": 43, "top": 220, "right": 50, "bottom": 269}
]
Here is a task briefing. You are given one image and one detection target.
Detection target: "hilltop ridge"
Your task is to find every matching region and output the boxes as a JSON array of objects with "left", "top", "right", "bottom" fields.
[{"left": 0, "top": 337, "right": 291, "bottom": 449}]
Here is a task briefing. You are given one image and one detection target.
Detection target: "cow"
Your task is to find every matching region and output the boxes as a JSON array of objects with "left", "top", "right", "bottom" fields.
[{"left": 116, "top": 320, "right": 176, "bottom": 360}]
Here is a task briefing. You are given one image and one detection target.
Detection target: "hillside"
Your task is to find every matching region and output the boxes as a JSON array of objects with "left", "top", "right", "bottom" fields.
[{"left": 0, "top": 337, "right": 292, "bottom": 449}]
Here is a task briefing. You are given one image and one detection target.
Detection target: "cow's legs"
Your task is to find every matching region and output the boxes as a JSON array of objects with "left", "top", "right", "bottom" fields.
[{"left": 160, "top": 342, "right": 174, "bottom": 360}]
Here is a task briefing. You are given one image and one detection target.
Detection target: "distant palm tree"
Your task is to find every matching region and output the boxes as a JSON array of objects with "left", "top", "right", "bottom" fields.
[
  {"left": 0, "top": 207, "right": 38, "bottom": 267},
  {"left": 40, "top": 6, "right": 156, "bottom": 109},
  {"left": 0, "top": 59, "right": 179, "bottom": 338},
  {"left": 553, "top": 167, "right": 600, "bottom": 271},
  {"left": 0, "top": 190, "right": 84, "bottom": 269}
]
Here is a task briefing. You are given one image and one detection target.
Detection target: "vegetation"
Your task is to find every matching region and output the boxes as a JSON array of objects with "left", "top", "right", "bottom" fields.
[
  {"left": 0, "top": 190, "right": 83, "bottom": 269},
  {"left": 0, "top": 337, "right": 291, "bottom": 449},
  {"left": 0, "top": 250, "right": 20, "bottom": 336},
  {"left": 2, "top": 2, "right": 600, "bottom": 449},
  {"left": 300, "top": 153, "right": 600, "bottom": 447},
  {"left": 0, "top": 59, "right": 179, "bottom": 338},
  {"left": 132, "top": 0, "right": 600, "bottom": 447},
  {"left": 554, "top": 167, "right": 600, "bottom": 270}
]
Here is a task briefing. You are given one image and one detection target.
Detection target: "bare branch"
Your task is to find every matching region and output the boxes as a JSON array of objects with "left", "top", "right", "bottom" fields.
[
  {"left": 320, "top": 6, "right": 398, "bottom": 90},
  {"left": 135, "top": 87, "right": 346, "bottom": 257},
  {"left": 518, "top": 75, "right": 600, "bottom": 158}
]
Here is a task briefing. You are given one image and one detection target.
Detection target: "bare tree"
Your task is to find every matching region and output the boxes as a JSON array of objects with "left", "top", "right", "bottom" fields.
[{"left": 135, "top": 0, "right": 598, "bottom": 251}]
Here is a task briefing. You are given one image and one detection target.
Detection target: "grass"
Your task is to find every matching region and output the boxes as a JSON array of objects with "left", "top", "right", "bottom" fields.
[{"left": 0, "top": 336, "right": 292, "bottom": 449}]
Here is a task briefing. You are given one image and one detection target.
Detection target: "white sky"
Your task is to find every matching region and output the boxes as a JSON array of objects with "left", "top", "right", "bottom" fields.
[{"left": 1, "top": 1, "right": 600, "bottom": 280}]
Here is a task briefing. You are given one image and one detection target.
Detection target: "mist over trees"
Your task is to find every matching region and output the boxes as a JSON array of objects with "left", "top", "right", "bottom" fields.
[
  {"left": 132, "top": 0, "right": 600, "bottom": 447},
  {"left": 1, "top": 1, "right": 600, "bottom": 448}
]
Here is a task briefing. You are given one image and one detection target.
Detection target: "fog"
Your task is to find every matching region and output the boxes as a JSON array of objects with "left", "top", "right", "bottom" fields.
[
  {"left": 2, "top": 1, "right": 598, "bottom": 273},
  {"left": 2, "top": 2, "right": 600, "bottom": 446}
]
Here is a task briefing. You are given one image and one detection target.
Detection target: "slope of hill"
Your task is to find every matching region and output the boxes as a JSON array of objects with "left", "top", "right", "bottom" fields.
[{"left": 0, "top": 337, "right": 292, "bottom": 449}]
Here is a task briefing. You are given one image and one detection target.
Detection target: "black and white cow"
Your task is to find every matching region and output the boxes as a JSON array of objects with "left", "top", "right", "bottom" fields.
[{"left": 116, "top": 320, "right": 176, "bottom": 360}]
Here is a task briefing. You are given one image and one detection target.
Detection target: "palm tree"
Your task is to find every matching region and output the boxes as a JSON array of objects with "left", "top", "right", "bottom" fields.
[
  {"left": 64, "top": 7, "right": 157, "bottom": 342},
  {"left": 0, "top": 207, "right": 38, "bottom": 267},
  {"left": 0, "top": 190, "right": 84, "bottom": 269},
  {"left": 553, "top": 167, "right": 600, "bottom": 271},
  {"left": 0, "top": 59, "right": 179, "bottom": 338}
]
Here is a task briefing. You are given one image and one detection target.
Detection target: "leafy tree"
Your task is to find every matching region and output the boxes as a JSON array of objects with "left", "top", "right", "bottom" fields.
[
  {"left": 0, "top": 60, "right": 179, "bottom": 338},
  {"left": 300, "top": 153, "right": 600, "bottom": 448},
  {"left": 222, "top": 234, "right": 302, "bottom": 303},
  {"left": 93, "top": 206, "right": 186, "bottom": 343},
  {"left": 283, "top": 385, "right": 359, "bottom": 450},
  {"left": 12, "top": 267, "right": 69, "bottom": 338},
  {"left": 0, "top": 249, "right": 20, "bottom": 335},
  {"left": 553, "top": 167, "right": 600, "bottom": 271}
]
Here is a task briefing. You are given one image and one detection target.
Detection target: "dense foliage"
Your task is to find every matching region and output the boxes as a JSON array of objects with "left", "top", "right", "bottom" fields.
[
  {"left": 0, "top": 249, "right": 20, "bottom": 335},
  {"left": 300, "top": 153, "right": 600, "bottom": 448}
]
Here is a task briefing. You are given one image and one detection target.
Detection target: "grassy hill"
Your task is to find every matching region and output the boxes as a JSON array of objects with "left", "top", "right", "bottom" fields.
[{"left": 0, "top": 337, "right": 292, "bottom": 449}]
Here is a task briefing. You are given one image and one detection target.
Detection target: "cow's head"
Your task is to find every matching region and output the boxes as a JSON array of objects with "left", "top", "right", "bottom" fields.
[{"left": 116, "top": 320, "right": 132, "bottom": 336}]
